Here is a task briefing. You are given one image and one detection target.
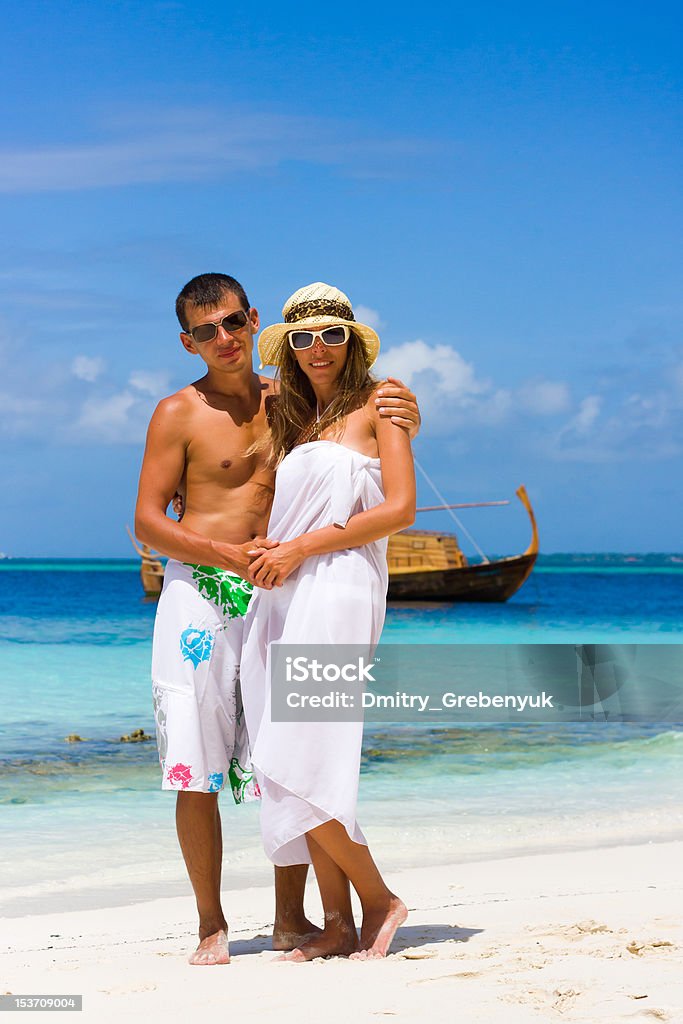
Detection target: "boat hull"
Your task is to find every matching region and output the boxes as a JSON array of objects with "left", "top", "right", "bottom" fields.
[
  {"left": 141, "top": 564, "right": 164, "bottom": 597},
  {"left": 387, "top": 552, "right": 537, "bottom": 602}
]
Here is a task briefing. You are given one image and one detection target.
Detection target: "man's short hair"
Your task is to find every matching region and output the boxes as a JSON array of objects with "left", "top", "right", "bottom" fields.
[{"left": 175, "top": 273, "right": 251, "bottom": 331}]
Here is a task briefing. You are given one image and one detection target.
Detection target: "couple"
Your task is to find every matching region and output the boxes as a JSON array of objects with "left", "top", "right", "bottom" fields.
[{"left": 135, "top": 274, "right": 419, "bottom": 965}]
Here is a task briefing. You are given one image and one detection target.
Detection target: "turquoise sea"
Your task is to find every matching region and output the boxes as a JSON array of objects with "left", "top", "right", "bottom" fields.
[{"left": 1, "top": 560, "right": 682, "bottom": 917}]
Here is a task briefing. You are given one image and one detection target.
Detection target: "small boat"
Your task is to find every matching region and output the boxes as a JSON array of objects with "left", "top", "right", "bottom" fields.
[
  {"left": 386, "top": 485, "right": 538, "bottom": 602},
  {"left": 126, "top": 527, "right": 164, "bottom": 597},
  {"left": 127, "top": 484, "right": 538, "bottom": 604}
]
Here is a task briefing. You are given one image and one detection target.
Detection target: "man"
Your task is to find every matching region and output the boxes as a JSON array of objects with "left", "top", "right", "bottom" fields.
[{"left": 135, "top": 273, "right": 419, "bottom": 965}]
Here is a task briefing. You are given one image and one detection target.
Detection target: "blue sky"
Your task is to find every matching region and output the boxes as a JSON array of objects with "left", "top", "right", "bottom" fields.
[{"left": 2, "top": 1, "right": 682, "bottom": 556}]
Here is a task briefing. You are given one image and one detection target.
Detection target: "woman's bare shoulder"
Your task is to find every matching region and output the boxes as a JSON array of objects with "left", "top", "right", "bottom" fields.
[{"left": 362, "top": 385, "right": 383, "bottom": 425}]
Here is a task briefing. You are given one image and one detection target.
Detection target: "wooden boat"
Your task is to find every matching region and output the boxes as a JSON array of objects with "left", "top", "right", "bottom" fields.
[
  {"left": 386, "top": 485, "right": 538, "bottom": 602},
  {"left": 127, "top": 484, "right": 538, "bottom": 604},
  {"left": 126, "top": 527, "right": 164, "bottom": 597}
]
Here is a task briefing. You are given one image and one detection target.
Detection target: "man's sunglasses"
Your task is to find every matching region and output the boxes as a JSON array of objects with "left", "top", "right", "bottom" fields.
[
  {"left": 288, "top": 325, "right": 350, "bottom": 351},
  {"left": 186, "top": 310, "right": 249, "bottom": 343}
]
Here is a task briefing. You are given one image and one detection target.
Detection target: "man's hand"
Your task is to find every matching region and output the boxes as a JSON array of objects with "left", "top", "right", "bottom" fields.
[
  {"left": 247, "top": 539, "right": 304, "bottom": 589},
  {"left": 375, "top": 376, "right": 421, "bottom": 438},
  {"left": 212, "top": 537, "right": 279, "bottom": 579},
  {"left": 249, "top": 535, "right": 279, "bottom": 552}
]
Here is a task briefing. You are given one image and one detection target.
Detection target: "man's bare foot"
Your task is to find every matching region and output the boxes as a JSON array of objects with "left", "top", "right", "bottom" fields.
[
  {"left": 272, "top": 917, "right": 323, "bottom": 951},
  {"left": 188, "top": 928, "right": 230, "bottom": 965},
  {"left": 272, "top": 925, "right": 358, "bottom": 962},
  {"left": 350, "top": 896, "right": 408, "bottom": 960}
]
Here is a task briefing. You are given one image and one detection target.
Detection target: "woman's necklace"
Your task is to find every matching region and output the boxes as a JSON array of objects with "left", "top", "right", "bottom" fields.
[{"left": 296, "top": 401, "right": 330, "bottom": 445}]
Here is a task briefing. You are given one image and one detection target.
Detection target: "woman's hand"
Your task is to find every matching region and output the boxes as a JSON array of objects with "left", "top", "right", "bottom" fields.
[
  {"left": 247, "top": 539, "right": 305, "bottom": 589},
  {"left": 171, "top": 492, "right": 185, "bottom": 520}
]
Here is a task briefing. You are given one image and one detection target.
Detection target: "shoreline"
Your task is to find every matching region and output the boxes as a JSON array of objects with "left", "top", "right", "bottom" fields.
[
  {"left": 2, "top": 839, "right": 681, "bottom": 1022},
  {"left": 4, "top": 826, "right": 683, "bottom": 922}
]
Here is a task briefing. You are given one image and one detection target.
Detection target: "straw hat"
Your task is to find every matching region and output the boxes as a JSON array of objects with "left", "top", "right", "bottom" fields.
[{"left": 257, "top": 282, "right": 380, "bottom": 370}]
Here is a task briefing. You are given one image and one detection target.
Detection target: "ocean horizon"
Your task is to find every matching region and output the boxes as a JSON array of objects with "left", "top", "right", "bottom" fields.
[{"left": 2, "top": 553, "right": 683, "bottom": 568}]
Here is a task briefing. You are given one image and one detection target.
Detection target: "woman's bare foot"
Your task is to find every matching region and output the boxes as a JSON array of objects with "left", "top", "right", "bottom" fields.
[
  {"left": 188, "top": 928, "right": 230, "bottom": 965},
  {"left": 350, "top": 896, "right": 407, "bottom": 960},
  {"left": 272, "top": 923, "right": 358, "bottom": 962},
  {"left": 272, "top": 916, "right": 323, "bottom": 951}
]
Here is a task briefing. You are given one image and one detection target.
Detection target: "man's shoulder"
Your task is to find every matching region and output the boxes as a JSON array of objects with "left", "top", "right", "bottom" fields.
[
  {"left": 154, "top": 384, "right": 197, "bottom": 417},
  {"left": 147, "top": 385, "right": 198, "bottom": 441}
]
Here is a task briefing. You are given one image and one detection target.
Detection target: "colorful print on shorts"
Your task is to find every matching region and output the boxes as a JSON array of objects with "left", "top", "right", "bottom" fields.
[
  {"left": 179, "top": 626, "right": 214, "bottom": 668},
  {"left": 207, "top": 771, "right": 224, "bottom": 793},
  {"left": 167, "top": 762, "right": 193, "bottom": 789},
  {"left": 183, "top": 564, "right": 254, "bottom": 620},
  {"left": 229, "top": 757, "right": 260, "bottom": 804}
]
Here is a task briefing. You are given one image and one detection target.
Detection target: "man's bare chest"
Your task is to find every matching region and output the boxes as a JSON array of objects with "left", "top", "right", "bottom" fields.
[{"left": 184, "top": 408, "right": 269, "bottom": 488}]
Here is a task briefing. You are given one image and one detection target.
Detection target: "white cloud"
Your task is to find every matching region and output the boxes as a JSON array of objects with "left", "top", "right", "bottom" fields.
[
  {"left": 129, "top": 370, "right": 170, "bottom": 397},
  {"left": 354, "top": 305, "right": 383, "bottom": 331},
  {"left": 71, "top": 379, "right": 167, "bottom": 444},
  {"left": 72, "top": 355, "right": 105, "bottom": 382},
  {"left": 377, "top": 341, "right": 580, "bottom": 437},
  {"left": 375, "top": 338, "right": 682, "bottom": 462},
  {"left": 571, "top": 395, "right": 602, "bottom": 434},
  {"left": 550, "top": 394, "right": 602, "bottom": 446},
  {"left": 0, "top": 392, "right": 49, "bottom": 427},
  {"left": 377, "top": 339, "right": 490, "bottom": 402},
  {"left": 0, "top": 393, "right": 45, "bottom": 414},
  {"left": 0, "top": 107, "right": 442, "bottom": 194},
  {"left": 77, "top": 392, "right": 137, "bottom": 439},
  {"left": 549, "top": 390, "right": 683, "bottom": 461},
  {"left": 623, "top": 392, "right": 668, "bottom": 429},
  {"left": 3, "top": 318, "right": 681, "bottom": 463},
  {"left": 517, "top": 378, "right": 571, "bottom": 415},
  {"left": 476, "top": 388, "right": 514, "bottom": 424}
]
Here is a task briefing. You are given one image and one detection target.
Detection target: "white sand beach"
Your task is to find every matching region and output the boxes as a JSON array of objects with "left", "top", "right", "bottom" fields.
[{"left": 2, "top": 840, "right": 681, "bottom": 1023}]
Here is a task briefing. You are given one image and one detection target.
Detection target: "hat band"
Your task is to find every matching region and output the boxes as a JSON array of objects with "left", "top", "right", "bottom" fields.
[{"left": 284, "top": 298, "right": 355, "bottom": 324}]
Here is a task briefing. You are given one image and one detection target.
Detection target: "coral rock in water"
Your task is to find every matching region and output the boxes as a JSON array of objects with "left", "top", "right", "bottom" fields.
[{"left": 120, "top": 728, "right": 152, "bottom": 743}]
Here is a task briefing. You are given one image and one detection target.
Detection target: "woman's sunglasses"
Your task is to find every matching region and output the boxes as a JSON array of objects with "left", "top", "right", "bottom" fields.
[
  {"left": 288, "top": 325, "right": 350, "bottom": 351},
  {"left": 187, "top": 310, "right": 249, "bottom": 343}
]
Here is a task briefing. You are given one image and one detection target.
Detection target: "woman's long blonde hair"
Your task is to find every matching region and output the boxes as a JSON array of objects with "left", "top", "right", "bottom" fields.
[{"left": 266, "top": 329, "right": 378, "bottom": 466}]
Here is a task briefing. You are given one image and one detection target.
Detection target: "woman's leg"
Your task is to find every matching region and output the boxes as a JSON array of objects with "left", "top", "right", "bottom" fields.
[
  {"left": 276, "top": 833, "right": 358, "bottom": 961},
  {"left": 305, "top": 820, "right": 407, "bottom": 959}
]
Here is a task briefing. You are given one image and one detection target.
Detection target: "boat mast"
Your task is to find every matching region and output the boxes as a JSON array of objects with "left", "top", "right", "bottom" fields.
[{"left": 414, "top": 458, "right": 491, "bottom": 563}]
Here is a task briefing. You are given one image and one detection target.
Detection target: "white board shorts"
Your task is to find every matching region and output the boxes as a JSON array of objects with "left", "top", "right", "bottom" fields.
[{"left": 151, "top": 559, "right": 260, "bottom": 803}]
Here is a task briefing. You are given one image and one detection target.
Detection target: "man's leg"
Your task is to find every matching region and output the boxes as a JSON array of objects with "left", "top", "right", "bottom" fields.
[
  {"left": 274, "top": 837, "right": 357, "bottom": 962},
  {"left": 152, "top": 562, "right": 248, "bottom": 965},
  {"left": 272, "top": 864, "right": 323, "bottom": 950},
  {"left": 176, "top": 791, "right": 230, "bottom": 965}
]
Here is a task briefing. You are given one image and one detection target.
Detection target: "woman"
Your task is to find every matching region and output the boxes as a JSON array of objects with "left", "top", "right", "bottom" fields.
[{"left": 240, "top": 282, "right": 415, "bottom": 961}]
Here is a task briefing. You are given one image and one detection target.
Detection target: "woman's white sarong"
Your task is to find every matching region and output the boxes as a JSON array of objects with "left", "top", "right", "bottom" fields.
[{"left": 240, "top": 440, "right": 388, "bottom": 865}]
